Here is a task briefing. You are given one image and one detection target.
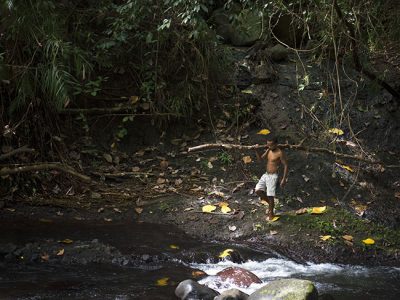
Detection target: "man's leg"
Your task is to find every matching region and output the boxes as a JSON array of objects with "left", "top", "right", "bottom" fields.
[
  {"left": 256, "top": 190, "right": 274, "bottom": 220},
  {"left": 267, "top": 196, "right": 275, "bottom": 219}
]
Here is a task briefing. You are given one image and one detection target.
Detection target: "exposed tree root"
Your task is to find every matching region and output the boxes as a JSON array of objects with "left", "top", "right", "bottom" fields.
[{"left": 0, "top": 163, "right": 91, "bottom": 182}]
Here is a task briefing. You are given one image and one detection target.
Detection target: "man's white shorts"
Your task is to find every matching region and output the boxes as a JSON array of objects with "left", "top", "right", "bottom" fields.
[{"left": 255, "top": 173, "right": 278, "bottom": 197}]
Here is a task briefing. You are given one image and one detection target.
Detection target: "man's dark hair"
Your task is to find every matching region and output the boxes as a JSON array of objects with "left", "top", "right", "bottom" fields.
[{"left": 266, "top": 135, "right": 278, "bottom": 144}]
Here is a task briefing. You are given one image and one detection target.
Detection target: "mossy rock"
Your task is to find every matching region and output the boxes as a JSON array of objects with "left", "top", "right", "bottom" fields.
[{"left": 248, "top": 279, "right": 318, "bottom": 300}]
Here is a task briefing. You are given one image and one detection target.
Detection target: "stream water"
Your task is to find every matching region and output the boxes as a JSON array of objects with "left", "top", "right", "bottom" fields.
[{"left": 0, "top": 219, "right": 399, "bottom": 300}]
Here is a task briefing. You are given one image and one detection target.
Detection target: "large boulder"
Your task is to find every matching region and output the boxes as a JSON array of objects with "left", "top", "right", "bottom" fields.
[
  {"left": 266, "top": 44, "right": 289, "bottom": 62},
  {"left": 215, "top": 288, "right": 249, "bottom": 300},
  {"left": 216, "top": 267, "right": 262, "bottom": 288},
  {"left": 248, "top": 279, "right": 318, "bottom": 300},
  {"left": 211, "top": 7, "right": 262, "bottom": 46},
  {"left": 175, "top": 279, "right": 219, "bottom": 300}
]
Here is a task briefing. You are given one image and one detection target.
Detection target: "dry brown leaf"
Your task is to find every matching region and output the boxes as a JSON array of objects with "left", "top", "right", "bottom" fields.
[
  {"left": 174, "top": 179, "right": 183, "bottom": 186},
  {"left": 160, "top": 160, "right": 169, "bottom": 170},
  {"left": 157, "top": 178, "right": 166, "bottom": 184},
  {"left": 41, "top": 254, "right": 49, "bottom": 261},
  {"left": 270, "top": 230, "right": 278, "bottom": 235},
  {"left": 135, "top": 207, "right": 143, "bottom": 214},
  {"left": 295, "top": 208, "right": 308, "bottom": 215},
  {"left": 343, "top": 240, "right": 353, "bottom": 247},
  {"left": 56, "top": 249, "right": 64, "bottom": 256},
  {"left": 192, "top": 270, "right": 206, "bottom": 278},
  {"left": 132, "top": 166, "right": 140, "bottom": 172},
  {"left": 342, "top": 235, "right": 354, "bottom": 241},
  {"left": 136, "top": 150, "right": 145, "bottom": 157},
  {"left": 242, "top": 156, "right": 252, "bottom": 164}
]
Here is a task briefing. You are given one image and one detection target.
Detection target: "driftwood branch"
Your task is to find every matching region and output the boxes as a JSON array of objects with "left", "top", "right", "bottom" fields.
[
  {"left": 188, "top": 143, "right": 380, "bottom": 164},
  {"left": 0, "top": 146, "right": 35, "bottom": 161},
  {"left": 0, "top": 163, "right": 91, "bottom": 182}
]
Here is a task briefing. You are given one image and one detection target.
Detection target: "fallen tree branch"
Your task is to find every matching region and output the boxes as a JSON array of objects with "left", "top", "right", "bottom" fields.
[
  {"left": 0, "top": 145, "right": 35, "bottom": 161},
  {"left": 188, "top": 143, "right": 380, "bottom": 164},
  {"left": 0, "top": 163, "right": 91, "bottom": 182},
  {"left": 59, "top": 107, "right": 181, "bottom": 117},
  {"left": 91, "top": 171, "right": 155, "bottom": 178}
]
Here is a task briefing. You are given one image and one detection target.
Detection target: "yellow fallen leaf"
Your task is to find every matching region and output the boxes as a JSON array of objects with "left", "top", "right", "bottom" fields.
[
  {"left": 269, "top": 216, "right": 280, "bottom": 222},
  {"left": 202, "top": 205, "right": 217, "bottom": 213},
  {"left": 362, "top": 238, "right": 375, "bottom": 245},
  {"left": 56, "top": 249, "right": 65, "bottom": 256},
  {"left": 218, "top": 201, "right": 229, "bottom": 207},
  {"left": 221, "top": 206, "right": 232, "bottom": 214},
  {"left": 156, "top": 277, "right": 169, "bottom": 286},
  {"left": 257, "top": 129, "right": 271, "bottom": 135},
  {"left": 342, "top": 235, "right": 353, "bottom": 241},
  {"left": 169, "top": 244, "right": 179, "bottom": 249},
  {"left": 242, "top": 156, "right": 252, "bottom": 164},
  {"left": 320, "top": 235, "right": 332, "bottom": 241},
  {"left": 311, "top": 206, "right": 327, "bottom": 214},
  {"left": 59, "top": 239, "right": 73, "bottom": 244},
  {"left": 241, "top": 89, "right": 253, "bottom": 94},
  {"left": 328, "top": 128, "right": 344, "bottom": 135},
  {"left": 219, "top": 249, "right": 234, "bottom": 258},
  {"left": 340, "top": 164, "right": 354, "bottom": 172}
]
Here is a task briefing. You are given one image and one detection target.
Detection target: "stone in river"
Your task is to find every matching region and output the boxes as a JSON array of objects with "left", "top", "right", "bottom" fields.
[
  {"left": 216, "top": 267, "right": 262, "bottom": 288},
  {"left": 248, "top": 278, "right": 318, "bottom": 300},
  {"left": 215, "top": 288, "right": 249, "bottom": 300},
  {"left": 175, "top": 279, "right": 219, "bottom": 300}
]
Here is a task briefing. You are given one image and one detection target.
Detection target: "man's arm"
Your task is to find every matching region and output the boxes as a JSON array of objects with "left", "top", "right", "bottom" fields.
[
  {"left": 255, "top": 147, "right": 268, "bottom": 161},
  {"left": 280, "top": 151, "right": 288, "bottom": 187}
]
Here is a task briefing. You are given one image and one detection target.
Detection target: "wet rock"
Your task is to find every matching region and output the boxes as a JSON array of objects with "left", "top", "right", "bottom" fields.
[
  {"left": 216, "top": 267, "right": 262, "bottom": 288},
  {"left": 175, "top": 279, "right": 219, "bottom": 300},
  {"left": 248, "top": 279, "right": 318, "bottom": 300},
  {"left": 215, "top": 288, "right": 249, "bottom": 300}
]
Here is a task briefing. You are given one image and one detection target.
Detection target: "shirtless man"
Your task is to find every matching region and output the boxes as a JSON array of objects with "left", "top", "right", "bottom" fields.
[{"left": 255, "top": 136, "right": 288, "bottom": 220}]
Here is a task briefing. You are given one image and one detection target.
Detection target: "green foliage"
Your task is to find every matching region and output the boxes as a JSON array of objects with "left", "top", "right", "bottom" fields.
[{"left": 218, "top": 151, "right": 233, "bottom": 165}]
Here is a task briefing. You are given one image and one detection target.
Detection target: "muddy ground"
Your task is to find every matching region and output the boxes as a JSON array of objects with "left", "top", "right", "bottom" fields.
[{"left": 1, "top": 46, "right": 399, "bottom": 268}]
